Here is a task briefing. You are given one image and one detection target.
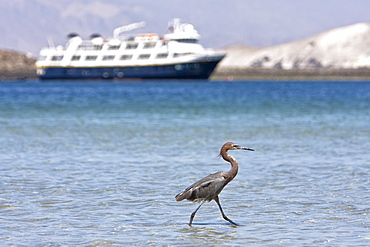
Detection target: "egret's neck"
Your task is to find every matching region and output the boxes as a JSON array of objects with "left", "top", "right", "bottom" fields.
[{"left": 221, "top": 152, "right": 239, "bottom": 180}]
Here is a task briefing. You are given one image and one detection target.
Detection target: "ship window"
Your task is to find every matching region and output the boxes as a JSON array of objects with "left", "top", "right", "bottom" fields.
[
  {"left": 191, "top": 63, "right": 200, "bottom": 69},
  {"left": 103, "top": 55, "right": 115, "bottom": 61},
  {"left": 156, "top": 53, "right": 168, "bottom": 59},
  {"left": 86, "top": 55, "right": 97, "bottom": 61},
  {"left": 174, "top": 53, "right": 193, "bottom": 58},
  {"left": 79, "top": 44, "right": 102, "bottom": 50},
  {"left": 126, "top": 43, "right": 138, "bottom": 50},
  {"left": 72, "top": 55, "right": 81, "bottom": 61},
  {"left": 175, "top": 64, "right": 184, "bottom": 70},
  {"left": 185, "top": 63, "right": 200, "bottom": 70},
  {"left": 138, "top": 54, "right": 150, "bottom": 60},
  {"left": 120, "top": 55, "right": 133, "bottom": 60},
  {"left": 177, "top": 39, "right": 198, "bottom": 43},
  {"left": 51, "top": 55, "right": 63, "bottom": 61},
  {"left": 143, "top": 42, "right": 156, "bottom": 49},
  {"left": 108, "top": 45, "right": 120, "bottom": 50}
]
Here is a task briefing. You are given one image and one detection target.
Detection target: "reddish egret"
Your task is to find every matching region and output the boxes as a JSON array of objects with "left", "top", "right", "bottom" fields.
[{"left": 175, "top": 142, "right": 254, "bottom": 226}]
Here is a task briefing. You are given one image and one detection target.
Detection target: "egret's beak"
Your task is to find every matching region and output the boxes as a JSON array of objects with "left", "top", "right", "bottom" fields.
[{"left": 234, "top": 144, "right": 254, "bottom": 151}]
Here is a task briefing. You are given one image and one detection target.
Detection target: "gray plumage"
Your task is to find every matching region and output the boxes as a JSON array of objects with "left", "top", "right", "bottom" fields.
[
  {"left": 176, "top": 171, "right": 226, "bottom": 202},
  {"left": 175, "top": 142, "right": 254, "bottom": 226}
]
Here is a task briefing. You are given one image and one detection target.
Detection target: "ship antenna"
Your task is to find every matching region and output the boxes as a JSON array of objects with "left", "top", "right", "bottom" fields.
[{"left": 47, "top": 36, "right": 55, "bottom": 48}]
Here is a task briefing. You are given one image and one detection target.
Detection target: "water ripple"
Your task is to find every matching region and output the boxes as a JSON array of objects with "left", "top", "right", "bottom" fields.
[{"left": 0, "top": 80, "right": 370, "bottom": 245}]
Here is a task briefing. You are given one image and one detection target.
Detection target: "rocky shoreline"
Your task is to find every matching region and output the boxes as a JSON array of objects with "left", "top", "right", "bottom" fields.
[
  {"left": 0, "top": 50, "right": 37, "bottom": 80},
  {"left": 1, "top": 49, "right": 370, "bottom": 81},
  {"left": 212, "top": 67, "right": 370, "bottom": 80}
]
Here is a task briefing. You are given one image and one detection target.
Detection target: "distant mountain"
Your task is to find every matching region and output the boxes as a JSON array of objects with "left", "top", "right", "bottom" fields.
[
  {"left": 2, "top": 0, "right": 370, "bottom": 56},
  {"left": 219, "top": 23, "right": 370, "bottom": 69}
]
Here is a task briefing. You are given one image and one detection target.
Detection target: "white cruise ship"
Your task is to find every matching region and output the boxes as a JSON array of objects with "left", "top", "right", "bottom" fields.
[{"left": 36, "top": 19, "right": 226, "bottom": 80}]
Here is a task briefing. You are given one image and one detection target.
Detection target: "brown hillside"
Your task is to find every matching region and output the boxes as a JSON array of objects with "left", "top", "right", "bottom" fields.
[{"left": 0, "top": 50, "right": 37, "bottom": 80}]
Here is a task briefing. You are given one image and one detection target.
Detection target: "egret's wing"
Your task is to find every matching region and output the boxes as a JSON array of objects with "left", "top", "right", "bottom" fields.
[{"left": 175, "top": 172, "right": 227, "bottom": 202}]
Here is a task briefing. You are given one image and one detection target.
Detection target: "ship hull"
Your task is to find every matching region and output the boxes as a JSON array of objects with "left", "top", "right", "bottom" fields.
[{"left": 38, "top": 61, "right": 220, "bottom": 80}]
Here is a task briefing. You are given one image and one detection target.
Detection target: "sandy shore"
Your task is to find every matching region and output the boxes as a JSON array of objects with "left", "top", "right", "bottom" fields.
[{"left": 212, "top": 67, "right": 370, "bottom": 81}]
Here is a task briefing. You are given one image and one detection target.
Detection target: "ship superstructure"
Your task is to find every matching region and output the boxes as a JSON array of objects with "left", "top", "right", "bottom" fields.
[{"left": 36, "top": 19, "right": 225, "bottom": 80}]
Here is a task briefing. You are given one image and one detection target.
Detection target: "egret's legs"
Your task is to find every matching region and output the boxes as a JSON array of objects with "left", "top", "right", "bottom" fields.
[
  {"left": 189, "top": 201, "right": 206, "bottom": 226},
  {"left": 215, "top": 196, "right": 238, "bottom": 225}
]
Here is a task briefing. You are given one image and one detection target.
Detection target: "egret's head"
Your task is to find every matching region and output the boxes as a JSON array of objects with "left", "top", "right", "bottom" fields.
[{"left": 220, "top": 142, "right": 254, "bottom": 154}]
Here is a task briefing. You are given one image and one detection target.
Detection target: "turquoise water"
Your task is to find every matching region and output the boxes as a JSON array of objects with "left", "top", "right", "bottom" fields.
[{"left": 1, "top": 79, "right": 370, "bottom": 246}]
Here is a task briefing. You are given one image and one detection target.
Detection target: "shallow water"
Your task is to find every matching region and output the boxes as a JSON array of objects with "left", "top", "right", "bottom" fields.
[{"left": 1, "top": 79, "right": 370, "bottom": 246}]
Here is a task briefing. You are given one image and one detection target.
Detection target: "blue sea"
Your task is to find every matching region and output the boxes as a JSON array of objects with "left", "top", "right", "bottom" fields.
[{"left": 1, "top": 79, "right": 370, "bottom": 246}]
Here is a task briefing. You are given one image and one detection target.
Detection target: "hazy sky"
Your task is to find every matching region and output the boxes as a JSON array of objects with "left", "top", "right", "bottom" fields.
[{"left": 1, "top": 0, "right": 370, "bottom": 55}]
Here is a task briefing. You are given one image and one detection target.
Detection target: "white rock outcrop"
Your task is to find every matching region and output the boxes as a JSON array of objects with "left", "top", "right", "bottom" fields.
[{"left": 219, "top": 23, "right": 370, "bottom": 69}]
